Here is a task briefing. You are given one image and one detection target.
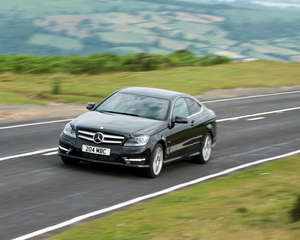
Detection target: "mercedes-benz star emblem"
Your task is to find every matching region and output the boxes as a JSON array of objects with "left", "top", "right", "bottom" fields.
[{"left": 93, "top": 132, "right": 104, "bottom": 144}]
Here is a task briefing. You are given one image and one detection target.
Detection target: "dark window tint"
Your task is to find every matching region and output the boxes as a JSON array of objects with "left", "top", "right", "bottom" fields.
[
  {"left": 186, "top": 98, "right": 201, "bottom": 115},
  {"left": 172, "top": 98, "right": 189, "bottom": 120}
]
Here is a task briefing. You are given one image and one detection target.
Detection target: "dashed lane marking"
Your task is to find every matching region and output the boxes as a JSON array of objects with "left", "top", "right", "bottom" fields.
[
  {"left": 246, "top": 117, "right": 266, "bottom": 121},
  {"left": 216, "top": 106, "right": 300, "bottom": 122},
  {"left": 2, "top": 90, "right": 300, "bottom": 131},
  {"left": 0, "top": 148, "right": 57, "bottom": 162},
  {"left": 0, "top": 119, "right": 73, "bottom": 130},
  {"left": 1, "top": 107, "right": 300, "bottom": 162},
  {"left": 42, "top": 151, "right": 58, "bottom": 156}
]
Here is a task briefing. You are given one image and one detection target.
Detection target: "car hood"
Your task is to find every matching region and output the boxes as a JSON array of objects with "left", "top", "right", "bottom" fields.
[{"left": 71, "top": 111, "right": 167, "bottom": 136}]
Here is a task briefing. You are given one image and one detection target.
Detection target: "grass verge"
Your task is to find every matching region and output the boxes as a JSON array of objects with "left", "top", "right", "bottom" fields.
[
  {"left": 48, "top": 156, "right": 300, "bottom": 240},
  {"left": 1, "top": 60, "right": 300, "bottom": 105}
]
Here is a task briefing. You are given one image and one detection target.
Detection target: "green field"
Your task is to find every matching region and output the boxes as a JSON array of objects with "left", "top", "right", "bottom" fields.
[
  {"left": 1, "top": 0, "right": 300, "bottom": 61},
  {"left": 1, "top": 61, "right": 299, "bottom": 105},
  {"left": 28, "top": 34, "right": 83, "bottom": 50},
  {"left": 48, "top": 155, "right": 300, "bottom": 240},
  {"left": 215, "top": 9, "right": 300, "bottom": 23}
]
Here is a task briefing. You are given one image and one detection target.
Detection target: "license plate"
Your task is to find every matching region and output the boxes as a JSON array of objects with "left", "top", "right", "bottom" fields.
[{"left": 82, "top": 145, "right": 111, "bottom": 156}]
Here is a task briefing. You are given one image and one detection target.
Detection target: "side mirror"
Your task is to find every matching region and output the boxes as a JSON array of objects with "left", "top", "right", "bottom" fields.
[
  {"left": 86, "top": 102, "right": 95, "bottom": 110},
  {"left": 174, "top": 115, "right": 188, "bottom": 124}
]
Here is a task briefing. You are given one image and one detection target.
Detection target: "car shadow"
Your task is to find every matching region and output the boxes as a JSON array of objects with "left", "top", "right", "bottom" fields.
[{"left": 57, "top": 158, "right": 196, "bottom": 179}]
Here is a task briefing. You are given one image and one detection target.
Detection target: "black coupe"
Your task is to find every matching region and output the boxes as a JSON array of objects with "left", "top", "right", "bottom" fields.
[{"left": 58, "top": 87, "right": 216, "bottom": 177}]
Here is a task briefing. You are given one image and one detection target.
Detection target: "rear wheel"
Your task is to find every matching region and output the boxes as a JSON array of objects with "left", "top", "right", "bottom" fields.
[
  {"left": 61, "top": 156, "right": 80, "bottom": 165},
  {"left": 144, "top": 143, "right": 164, "bottom": 178},
  {"left": 192, "top": 133, "right": 212, "bottom": 164}
]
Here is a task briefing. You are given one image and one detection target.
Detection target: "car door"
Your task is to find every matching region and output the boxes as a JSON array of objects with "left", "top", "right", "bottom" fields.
[
  {"left": 166, "top": 97, "right": 207, "bottom": 160},
  {"left": 166, "top": 98, "right": 193, "bottom": 159},
  {"left": 185, "top": 97, "right": 206, "bottom": 154}
]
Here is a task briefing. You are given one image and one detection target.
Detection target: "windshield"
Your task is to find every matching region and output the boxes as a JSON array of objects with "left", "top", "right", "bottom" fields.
[{"left": 96, "top": 92, "right": 170, "bottom": 121}]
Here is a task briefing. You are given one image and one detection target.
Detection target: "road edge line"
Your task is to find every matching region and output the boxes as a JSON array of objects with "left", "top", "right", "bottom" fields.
[
  {"left": 12, "top": 149, "right": 300, "bottom": 240},
  {"left": 0, "top": 148, "right": 57, "bottom": 162},
  {"left": 0, "top": 119, "right": 73, "bottom": 130}
]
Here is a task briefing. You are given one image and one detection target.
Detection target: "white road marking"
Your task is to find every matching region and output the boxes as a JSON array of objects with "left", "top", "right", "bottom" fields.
[
  {"left": 12, "top": 149, "right": 300, "bottom": 240},
  {"left": 246, "top": 117, "right": 266, "bottom": 121},
  {"left": 42, "top": 151, "right": 58, "bottom": 156},
  {"left": 1, "top": 106, "right": 299, "bottom": 131},
  {"left": 0, "top": 148, "right": 57, "bottom": 162},
  {"left": 216, "top": 106, "right": 300, "bottom": 122},
  {"left": 0, "top": 119, "right": 73, "bottom": 130},
  {"left": 202, "top": 90, "right": 300, "bottom": 104},
  {"left": 0, "top": 89, "right": 299, "bottom": 131},
  {"left": 0, "top": 106, "right": 299, "bottom": 162},
  {"left": 1, "top": 89, "right": 299, "bottom": 239}
]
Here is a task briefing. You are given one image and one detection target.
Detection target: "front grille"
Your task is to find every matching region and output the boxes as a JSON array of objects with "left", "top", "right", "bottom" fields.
[{"left": 77, "top": 130, "right": 124, "bottom": 145}]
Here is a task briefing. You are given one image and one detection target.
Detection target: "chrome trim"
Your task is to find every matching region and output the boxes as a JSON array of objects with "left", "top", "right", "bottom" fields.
[
  {"left": 169, "top": 96, "right": 182, "bottom": 125},
  {"left": 78, "top": 131, "right": 123, "bottom": 140},
  {"left": 93, "top": 132, "right": 104, "bottom": 144},
  {"left": 103, "top": 134, "right": 124, "bottom": 139},
  {"left": 189, "top": 152, "right": 200, "bottom": 157},
  {"left": 78, "top": 130, "right": 94, "bottom": 136},
  {"left": 102, "top": 140, "right": 122, "bottom": 144},
  {"left": 169, "top": 96, "right": 204, "bottom": 126},
  {"left": 78, "top": 130, "right": 124, "bottom": 144},
  {"left": 78, "top": 135, "right": 93, "bottom": 141},
  {"left": 59, "top": 145, "right": 69, "bottom": 152},
  {"left": 164, "top": 156, "right": 182, "bottom": 164},
  {"left": 59, "top": 145, "right": 73, "bottom": 155},
  {"left": 188, "top": 107, "right": 204, "bottom": 118}
]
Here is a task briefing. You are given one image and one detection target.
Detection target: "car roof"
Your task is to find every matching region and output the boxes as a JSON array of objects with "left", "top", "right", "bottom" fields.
[{"left": 119, "top": 87, "right": 184, "bottom": 99}]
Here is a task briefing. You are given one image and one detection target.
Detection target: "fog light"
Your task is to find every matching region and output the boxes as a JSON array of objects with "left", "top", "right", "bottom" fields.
[
  {"left": 123, "top": 157, "right": 146, "bottom": 164},
  {"left": 128, "top": 158, "right": 146, "bottom": 162}
]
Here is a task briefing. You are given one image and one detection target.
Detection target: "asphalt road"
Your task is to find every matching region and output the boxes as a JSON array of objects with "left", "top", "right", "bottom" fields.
[{"left": 1, "top": 90, "right": 300, "bottom": 240}]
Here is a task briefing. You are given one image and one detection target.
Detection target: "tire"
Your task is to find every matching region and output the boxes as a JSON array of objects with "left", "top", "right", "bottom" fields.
[
  {"left": 144, "top": 143, "right": 164, "bottom": 178},
  {"left": 61, "top": 156, "right": 80, "bottom": 165},
  {"left": 192, "top": 133, "right": 212, "bottom": 164}
]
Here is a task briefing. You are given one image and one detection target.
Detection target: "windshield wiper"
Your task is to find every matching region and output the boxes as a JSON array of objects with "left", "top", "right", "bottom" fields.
[
  {"left": 99, "top": 110, "right": 139, "bottom": 117},
  {"left": 119, "top": 112, "right": 139, "bottom": 117}
]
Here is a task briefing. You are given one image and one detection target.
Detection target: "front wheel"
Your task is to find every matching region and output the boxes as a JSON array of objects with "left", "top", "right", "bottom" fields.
[
  {"left": 61, "top": 156, "right": 80, "bottom": 165},
  {"left": 192, "top": 133, "right": 212, "bottom": 164},
  {"left": 144, "top": 143, "right": 164, "bottom": 178}
]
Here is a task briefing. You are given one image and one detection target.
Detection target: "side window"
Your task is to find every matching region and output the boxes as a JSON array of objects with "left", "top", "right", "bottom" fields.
[
  {"left": 172, "top": 98, "right": 189, "bottom": 120},
  {"left": 185, "top": 98, "right": 201, "bottom": 115}
]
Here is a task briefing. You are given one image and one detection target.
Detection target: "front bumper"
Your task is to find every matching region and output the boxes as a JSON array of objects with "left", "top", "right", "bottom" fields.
[{"left": 58, "top": 134, "right": 151, "bottom": 168}]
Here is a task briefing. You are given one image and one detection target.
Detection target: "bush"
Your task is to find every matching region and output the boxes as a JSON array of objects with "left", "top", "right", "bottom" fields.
[
  {"left": 52, "top": 76, "right": 61, "bottom": 95},
  {"left": 0, "top": 51, "right": 231, "bottom": 74},
  {"left": 167, "top": 50, "right": 197, "bottom": 67}
]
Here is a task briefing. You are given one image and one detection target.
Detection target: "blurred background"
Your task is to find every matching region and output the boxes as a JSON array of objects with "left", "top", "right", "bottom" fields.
[{"left": 1, "top": 0, "right": 300, "bottom": 62}]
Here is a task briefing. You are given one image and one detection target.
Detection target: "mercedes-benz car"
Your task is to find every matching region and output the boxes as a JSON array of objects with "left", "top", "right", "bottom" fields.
[{"left": 58, "top": 87, "right": 216, "bottom": 177}]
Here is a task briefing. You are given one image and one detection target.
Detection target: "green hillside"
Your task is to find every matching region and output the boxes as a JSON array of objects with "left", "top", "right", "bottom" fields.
[
  {"left": 0, "top": 60, "right": 299, "bottom": 105},
  {"left": 0, "top": 0, "right": 300, "bottom": 61}
]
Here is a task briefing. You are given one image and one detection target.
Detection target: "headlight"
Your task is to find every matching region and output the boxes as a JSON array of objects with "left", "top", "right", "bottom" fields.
[
  {"left": 124, "top": 135, "right": 150, "bottom": 146},
  {"left": 63, "top": 123, "right": 76, "bottom": 138}
]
